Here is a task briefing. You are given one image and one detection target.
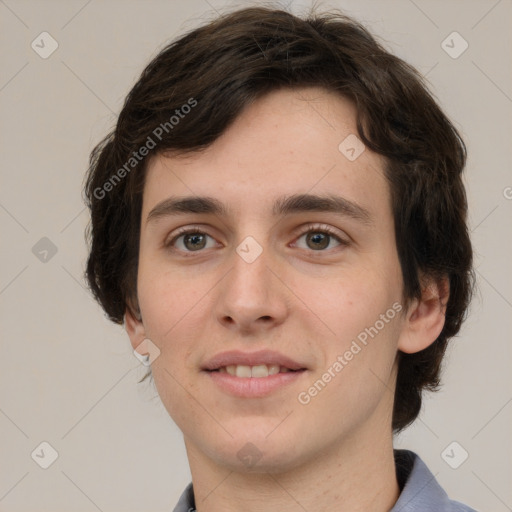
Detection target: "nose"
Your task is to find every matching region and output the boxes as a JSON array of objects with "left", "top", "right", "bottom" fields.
[{"left": 214, "top": 242, "right": 289, "bottom": 335}]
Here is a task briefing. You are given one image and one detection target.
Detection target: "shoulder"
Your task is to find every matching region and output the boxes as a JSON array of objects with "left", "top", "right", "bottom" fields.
[{"left": 392, "top": 449, "right": 478, "bottom": 512}]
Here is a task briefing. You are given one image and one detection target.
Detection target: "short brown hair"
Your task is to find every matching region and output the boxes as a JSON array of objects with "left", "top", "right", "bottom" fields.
[{"left": 84, "top": 6, "right": 474, "bottom": 433}]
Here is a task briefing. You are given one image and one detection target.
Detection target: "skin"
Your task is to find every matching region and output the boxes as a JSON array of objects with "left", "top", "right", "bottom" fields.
[{"left": 125, "top": 87, "right": 448, "bottom": 512}]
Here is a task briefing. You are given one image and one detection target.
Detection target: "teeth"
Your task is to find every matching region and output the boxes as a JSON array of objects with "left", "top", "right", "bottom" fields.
[
  {"left": 268, "top": 365, "right": 281, "bottom": 375},
  {"left": 235, "top": 365, "right": 252, "bottom": 378},
  {"left": 222, "top": 364, "right": 287, "bottom": 378}
]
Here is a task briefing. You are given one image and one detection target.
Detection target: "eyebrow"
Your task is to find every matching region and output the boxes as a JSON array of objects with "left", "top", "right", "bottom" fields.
[{"left": 146, "top": 193, "right": 373, "bottom": 225}]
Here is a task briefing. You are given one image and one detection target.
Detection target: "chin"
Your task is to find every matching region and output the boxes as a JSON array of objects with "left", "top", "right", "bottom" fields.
[
  {"left": 205, "top": 431, "right": 309, "bottom": 474},
  {"left": 217, "top": 448, "right": 304, "bottom": 474}
]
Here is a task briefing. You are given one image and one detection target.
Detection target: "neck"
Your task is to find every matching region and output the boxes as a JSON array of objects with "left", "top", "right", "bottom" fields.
[{"left": 185, "top": 420, "right": 400, "bottom": 512}]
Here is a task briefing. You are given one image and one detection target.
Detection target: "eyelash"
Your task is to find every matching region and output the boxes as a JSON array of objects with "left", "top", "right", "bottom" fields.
[{"left": 165, "top": 223, "right": 348, "bottom": 255}]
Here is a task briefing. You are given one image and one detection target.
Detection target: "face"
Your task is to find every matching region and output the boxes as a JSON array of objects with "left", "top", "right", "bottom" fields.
[{"left": 128, "top": 87, "right": 412, "bottom": 472}]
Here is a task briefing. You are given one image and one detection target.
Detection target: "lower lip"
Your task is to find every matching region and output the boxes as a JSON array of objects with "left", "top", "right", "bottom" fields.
[{"left": 204, "top": 370, "right": 307, "bottom": 398}]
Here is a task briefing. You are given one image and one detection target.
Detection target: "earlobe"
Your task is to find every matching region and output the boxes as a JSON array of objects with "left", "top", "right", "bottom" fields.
[
  {"left": 397, "top": 277, "right": 450, "bottom": 354},
  {"left": 124, "top": 307, "right": 146, "bottom": 350}
]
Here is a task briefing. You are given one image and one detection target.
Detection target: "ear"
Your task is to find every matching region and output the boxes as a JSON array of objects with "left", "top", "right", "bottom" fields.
[
  {"left": 397, "top": 276, "right": 450, "bottom": 354},
  {"left": 124, "top": 307, "right": 147, "bottom": 351}
]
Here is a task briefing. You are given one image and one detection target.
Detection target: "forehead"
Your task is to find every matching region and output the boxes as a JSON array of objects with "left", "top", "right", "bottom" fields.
[{"left": 142, "top": 87, "right": 390, "bottom": 221}]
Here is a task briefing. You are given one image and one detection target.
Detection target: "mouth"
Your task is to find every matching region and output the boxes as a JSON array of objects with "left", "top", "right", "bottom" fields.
[
  {"left": 202, "top": 350, "right": 308, "bottom": 398},
  {"left": 209, "top": 364, "right": 306, "bottom": 378},
  {"left": 201, "top": 349, "right": 307, "bottom": 374}
]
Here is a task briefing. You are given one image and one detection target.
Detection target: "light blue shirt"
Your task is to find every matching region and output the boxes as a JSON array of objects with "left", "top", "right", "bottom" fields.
[{"left": 172, "top": 449, "right": 478, "bottom": 511}]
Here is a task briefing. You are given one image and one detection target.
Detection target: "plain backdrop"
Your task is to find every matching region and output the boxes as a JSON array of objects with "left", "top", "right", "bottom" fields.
[{"left": 1, "top": 0, "right": 511, "bottom": 511}]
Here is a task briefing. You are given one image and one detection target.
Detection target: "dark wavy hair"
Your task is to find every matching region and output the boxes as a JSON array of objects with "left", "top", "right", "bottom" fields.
[{"left": 84, "top": 6, "right": 474, "bottom": 433}]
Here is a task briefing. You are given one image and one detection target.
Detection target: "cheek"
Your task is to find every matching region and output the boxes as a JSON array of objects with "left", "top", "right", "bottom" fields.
[
  {"left": 302, "top": 266, "right": 401, "bottom": 339},
  {"left": 301, "top": 264, "right": 404, "bottom": 405},
  {"left": 298, "top": 274, "right": 402, "bottom": 433},
  {"left": 138, "top": 261, "right": 204, "bottom": 334},
  {"left": 136, "top": 265, "right": 210, "bottom": 400},
  {"left": 137, "top": 265, "right": 209, "bottom": 428}
]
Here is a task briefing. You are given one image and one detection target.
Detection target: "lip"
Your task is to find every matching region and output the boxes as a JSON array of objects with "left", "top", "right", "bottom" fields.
[
  {"left": 205, "top": 369, "right": 307, "bottom": 398},
  {"left": 201, "top": 349, "right": 308, "bottom": 398},
  {"left": 201, "top": 349, "right": 306, "bottom": 371}
]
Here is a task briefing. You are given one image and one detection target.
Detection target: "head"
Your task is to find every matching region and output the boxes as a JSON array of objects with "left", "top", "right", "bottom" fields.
[{"left": 84, "top": 6, "right": 473, "bottom": 467}]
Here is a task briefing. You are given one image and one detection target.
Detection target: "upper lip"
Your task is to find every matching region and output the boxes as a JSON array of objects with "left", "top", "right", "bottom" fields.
[{"left": 202, "top": 350, "right": 306, "bottom": 371}]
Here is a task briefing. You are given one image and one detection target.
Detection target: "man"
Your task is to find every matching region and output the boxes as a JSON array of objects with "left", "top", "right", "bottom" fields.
[{"left": 84, "top": 6, "right": 476, "bottom": 512}]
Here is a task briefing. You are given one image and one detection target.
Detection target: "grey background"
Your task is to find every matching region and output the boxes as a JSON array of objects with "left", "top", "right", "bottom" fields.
[{"left": 0, "top": 0, "right": 511, "bottom": 510}]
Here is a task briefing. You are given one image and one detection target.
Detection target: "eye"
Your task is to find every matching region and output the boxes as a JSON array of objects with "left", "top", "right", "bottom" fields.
[
  {"left": 165, "top": 224, "right": 348, "bottom": 255},
  {"left": 293, "top": 224, "right": 348, "bottom": 251},
  {"left": 166, "top": 228, "right": 217, "bottom": 253}
]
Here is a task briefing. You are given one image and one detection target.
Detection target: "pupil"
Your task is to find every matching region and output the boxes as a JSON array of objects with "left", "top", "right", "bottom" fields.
[
  {"left": 185, "top": 233, "right": 206, "bottom": 251},
  {"left": 308, "top": 232, "right": 328, "bottom": 250}
]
